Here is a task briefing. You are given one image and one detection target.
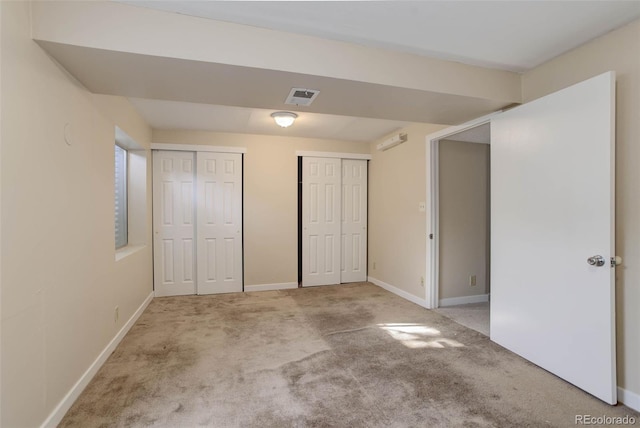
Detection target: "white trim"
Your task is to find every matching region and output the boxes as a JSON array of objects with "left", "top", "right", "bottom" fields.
[
  {"left": 427, "top": 140, "right": 439, "bottom": 309},
  {"left": 295, "top": 151, "right": 372, "bottom": 160},
  {"left": 618, "top": 386, "right": 640, "bottom": 412},
  {"left": 151, "top": 143, "right": 247, "bottom": 153},
  {"left": 424, "top": 112, "right": 499, "bottom": 142},
  {"left": 368, "top": 277, "right": 428, "bottom": 309},
  {"left": 41, "top": 292, "right": 154, "bottom": 428},
  {"left": 244, "top": 282, "right": 298, "bottom": 292},
  {"left": 425, "top": 112, "right": 500, "bottom": 310},
  {"left": 115, "top": 127, "right": 144, "bottom": 151},
  {"left": 439, "top": 294, "right": 489, "bottom": 307},
  {"left": 115, "top": 244, "right": 146, "bottom": 262}
]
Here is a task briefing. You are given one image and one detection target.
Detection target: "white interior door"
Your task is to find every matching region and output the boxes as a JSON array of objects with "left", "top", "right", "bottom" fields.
[
  {"left": 196, "top": 152, "right": 243, "bottom": 294},
  {"left": 341, "top": 159, "right": 368, "bottom": 283},
  {"left": 491, "top": 72, "right": 616, "bottom": 404},
  {"left": 153, "top": 150, "right": 196, "bottom": 297},
  {"left": 302, "top": 157, "right": 341, "bottom": 287}
]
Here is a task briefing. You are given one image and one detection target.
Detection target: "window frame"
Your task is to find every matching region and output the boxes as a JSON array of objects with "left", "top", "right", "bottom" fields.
[{"left": 115, "top": 143, "right": 128, "bottom": 249}]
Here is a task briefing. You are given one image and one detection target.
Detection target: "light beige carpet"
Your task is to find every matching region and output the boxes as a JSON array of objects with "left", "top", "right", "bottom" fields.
[
  {"left": 60, "top": 283, "right": 637, "bottom": 427},
  {"left": 435, "top": 302, "right": 490, "bottom": 336}
]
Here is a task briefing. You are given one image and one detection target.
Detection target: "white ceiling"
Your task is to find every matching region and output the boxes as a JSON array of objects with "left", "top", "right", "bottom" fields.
[
  {"left": 122, "top": 1, "right": 640, "bottom": 72},
  {"left": 129, "top": 98, "right": 412, "bottom": 142},
  {"left": 445, "top": 123, "right": 491, "bottom": 144},
  {"left": 88, "top": 2, "right": 640, "bottom": 141}
]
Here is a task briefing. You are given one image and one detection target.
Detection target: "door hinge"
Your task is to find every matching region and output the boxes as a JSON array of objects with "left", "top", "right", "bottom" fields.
[
  {"left": 429, "top": 233, "right": 434, "bottom": 240},
  {"left": 611, "top": 256, "right": 622, "bottom": 268}
]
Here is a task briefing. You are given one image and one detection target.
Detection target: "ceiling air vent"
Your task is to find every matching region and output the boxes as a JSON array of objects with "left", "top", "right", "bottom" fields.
[{"left": 285, "top": 88, "right": 320, "bottom": 106}]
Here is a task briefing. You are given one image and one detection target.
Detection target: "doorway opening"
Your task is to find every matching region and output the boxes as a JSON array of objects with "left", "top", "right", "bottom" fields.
[
  {"left": 425, "top": 73, "right": 617, "bottom": 404},
  {"left": 427, "top": 120, "right": 492, "bottom": 336}
]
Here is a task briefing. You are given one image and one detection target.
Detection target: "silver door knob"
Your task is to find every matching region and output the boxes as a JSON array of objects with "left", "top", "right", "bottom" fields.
[{"left": 587, "top": 255, "right": 605, "bottom": 267}]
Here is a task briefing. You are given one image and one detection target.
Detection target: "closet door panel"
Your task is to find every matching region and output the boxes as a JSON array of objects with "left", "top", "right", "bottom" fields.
[
  {"left": 197, "top": 152, "right": 243, "bottom": 294},
  {"left": 341, "top": 159, "right": 368, "bottom": 283},
  {"left": 153, "top": 151, "right": 196, "bottom": 297},
  {"left": 302, "top": 157, "right": 341, "bottom": 286}
]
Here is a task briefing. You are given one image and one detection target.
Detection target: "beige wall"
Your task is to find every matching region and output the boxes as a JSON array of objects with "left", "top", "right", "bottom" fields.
[
  {"left": 31, "top": 1, "right": 521, "bottom": 105},
  {"left": 368, "top": 123, "right": 446, "bottom": 298},
  {"left": 152, "top": 130, "right": 370, "bottom": 287},
  {"left": 1, "top": 3, "right": 153, "bottom": 426},
  {"left": 438, "top": 140, "right": 489, "bottom": 300},
  {"left": 1, "top": 2, "right": 637, "bottom": 425},
  {"left": 522, "top": 17, "right": 640, "bottom": 401}
]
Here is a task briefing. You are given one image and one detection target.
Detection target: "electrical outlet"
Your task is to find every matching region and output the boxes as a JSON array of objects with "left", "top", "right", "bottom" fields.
[
  {"left": 114, "top": 306, "right": 119, "bottom": 323},
  {"left": 373, "top": 262, "right": 377, "bottom": 270},
  {"left": 469, "top": 275, "right": 477, "bottom": 286},
  {"left": 420, "top": 276, "right": 425, "bottom": 287}
]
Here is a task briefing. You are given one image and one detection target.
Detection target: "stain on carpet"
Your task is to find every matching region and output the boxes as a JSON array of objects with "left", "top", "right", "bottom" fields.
[{"left": 59, "top": 282, "right": 639, "bottom": 427}]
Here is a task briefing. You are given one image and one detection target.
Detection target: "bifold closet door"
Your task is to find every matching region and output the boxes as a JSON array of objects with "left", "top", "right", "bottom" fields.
[
  {"left": 153, "top": 150, "right": 243, "bottom": 296},
  {"left": 153, "top": 151, "right": 196, "bottom": 297},
  {"left": 302, "top": 157, "right": 341, "bottom": 286},
  {"left": 302, "top": 157, "right": 368, "bottom": 286},
  {"left": 196, "top": 152, "right": 243, "bottom": 294},
  {"left": 341, "top": 159, "right": 368, "bottom": 283}
]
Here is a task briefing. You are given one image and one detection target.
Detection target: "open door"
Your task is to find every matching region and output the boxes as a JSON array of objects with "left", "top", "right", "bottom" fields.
[{"left": 491, "top": 72, "right": 616, "bottom": 404}]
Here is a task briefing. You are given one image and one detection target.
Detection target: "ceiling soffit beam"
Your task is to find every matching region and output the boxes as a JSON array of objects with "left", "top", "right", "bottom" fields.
[
  {"left": 35, "top": 41, "right": 509, "bottom": 125},
  {"left": 30, "top": 1, "right": 521, "bottom": 105}
]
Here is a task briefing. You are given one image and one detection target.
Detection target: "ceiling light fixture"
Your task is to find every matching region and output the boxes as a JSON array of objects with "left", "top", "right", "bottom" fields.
[{"left": 271, "top": 111, "right": 298, "bottom": 128}]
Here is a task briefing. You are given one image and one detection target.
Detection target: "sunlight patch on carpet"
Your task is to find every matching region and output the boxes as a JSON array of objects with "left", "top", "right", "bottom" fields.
[{"left": 377, "top": 323, "right": 465, "bottom": 349}]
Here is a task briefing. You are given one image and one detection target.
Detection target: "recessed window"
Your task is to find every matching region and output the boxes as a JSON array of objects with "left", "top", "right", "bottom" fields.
[
  {"left": 115, "top": 144, "right": 128, "bottom": 249},
  {"left": 114, "top": 126, "right": 147, "bottom": 260}
]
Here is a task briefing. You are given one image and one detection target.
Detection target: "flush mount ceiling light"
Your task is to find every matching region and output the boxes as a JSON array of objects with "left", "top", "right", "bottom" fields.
[{"left": 271, "top": 111, "right": 298, "bottom": 128}]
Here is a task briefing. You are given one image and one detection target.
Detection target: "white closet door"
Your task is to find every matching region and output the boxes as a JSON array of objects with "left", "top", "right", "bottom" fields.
[
  {"left": 153, "top": 151, "right": 196, "bottom": 297},
  {"left": 341, "top": 160, "right": 368, "bottom": 283},
  {"left": 302, "top": 157, "right": 341, "bottom": 287},
  {"left": 196, "top": 152, "right": 243, "bottom": 294}
]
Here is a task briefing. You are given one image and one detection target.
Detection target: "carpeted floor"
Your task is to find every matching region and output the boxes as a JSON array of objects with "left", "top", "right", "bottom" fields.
[
  {"left": 435, "top": 302, "right": 490, "bottom": 336},
  {"left": 60, "top": 283, "right": 637, "bottom": 427}
]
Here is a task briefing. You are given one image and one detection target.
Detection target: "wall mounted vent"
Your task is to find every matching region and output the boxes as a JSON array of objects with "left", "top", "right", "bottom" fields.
[
  {"left": 376, "top": 133, "right": 408, "bottom": 151},
  {"left": 285, "top": 88, "right": 320, "bottom": 106}
]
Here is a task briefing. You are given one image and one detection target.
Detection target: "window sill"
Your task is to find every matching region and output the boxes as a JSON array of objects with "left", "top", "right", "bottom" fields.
[{"left": 115, "top": 244, "right": 146, "bottom": 262}]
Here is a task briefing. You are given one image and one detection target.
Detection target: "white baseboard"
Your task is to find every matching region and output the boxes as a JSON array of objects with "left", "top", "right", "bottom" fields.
[
  {"left": 41, "top": 292, "right": 154, "bottom": 428},
  {"left": 244, "top": 282, "right": 298, "bottom": 292},
  {"left": 368, "top": 276, "right": 427, "bottom": 308},
  {"left": 439, "top": 294, "right": 489, "bottom": 307},
  {"left": 618, "top": 386, "right": 640, "bottom": 412}
]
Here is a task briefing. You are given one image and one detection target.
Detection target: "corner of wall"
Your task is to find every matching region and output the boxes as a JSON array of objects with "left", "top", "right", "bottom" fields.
[
  {"left": 1, "top": 3, "right": 155, "bottom": 424},
  {"left": 368, "top": 122, "right": 446, "bottom": 300}
]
